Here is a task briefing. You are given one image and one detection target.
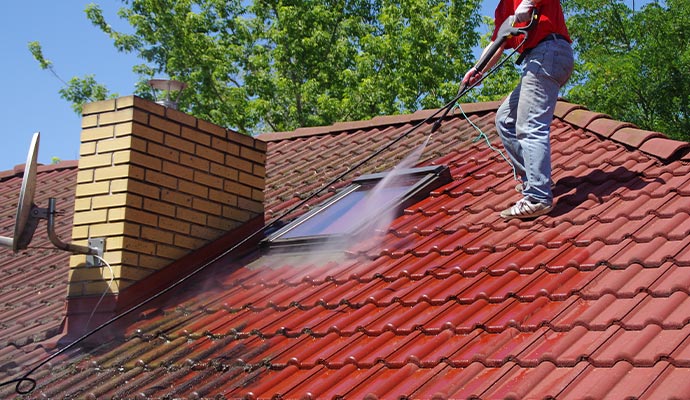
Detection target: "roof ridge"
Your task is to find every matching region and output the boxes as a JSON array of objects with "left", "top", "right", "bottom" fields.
[
  {"left": 258, "top": 100, "right": 503, "bottom": 142},
  {"left": 0, "top": 160, "right": 79, "bottom": 182},
  {"left": 554, "top": 100, "right": 690, "bottom": 162}
]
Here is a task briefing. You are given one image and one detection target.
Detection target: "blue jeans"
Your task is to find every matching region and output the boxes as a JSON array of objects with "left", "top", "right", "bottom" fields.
[{"left": 496, "top": 38, "right": 574, "bottom": 205}]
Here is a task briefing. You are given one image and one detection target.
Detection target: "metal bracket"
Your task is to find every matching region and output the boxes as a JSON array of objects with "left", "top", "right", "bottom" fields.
[{"left": 86, "top": 238, "right": 105, "bottom": 267}]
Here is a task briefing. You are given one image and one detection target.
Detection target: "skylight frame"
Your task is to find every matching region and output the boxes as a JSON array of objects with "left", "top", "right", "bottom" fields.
[{"left": 263, "top": 165, "right": 452, "bottom": 249}]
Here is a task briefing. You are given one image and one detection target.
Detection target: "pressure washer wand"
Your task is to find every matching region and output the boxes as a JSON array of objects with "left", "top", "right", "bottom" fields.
[{"left": 431, "top": 10, "right": 540, "bottom": 133}]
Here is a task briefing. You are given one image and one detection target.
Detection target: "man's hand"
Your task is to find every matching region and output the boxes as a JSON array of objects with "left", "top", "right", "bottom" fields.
[
  {"left": 515, "top": 0, "right": 535, "bottom": 22},
  {"left": 462, "top": 67, "right": 483, "bottom": 87}
]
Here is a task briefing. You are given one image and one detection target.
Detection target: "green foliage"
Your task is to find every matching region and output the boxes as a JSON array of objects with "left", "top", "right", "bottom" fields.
[
  {"left": 28, "top": 41, "right": 114, "bottom": 113},
  {"left": 565, "top": 0, "right": 690, "bottom": 141},
  {"left": 33, "top": 0, "right": 483, "bottom": 134}
]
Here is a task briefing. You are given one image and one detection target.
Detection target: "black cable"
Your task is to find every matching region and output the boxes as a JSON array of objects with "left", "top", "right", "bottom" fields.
[{"left": 0, "top": 23, "right": 533, "bottom": 398}]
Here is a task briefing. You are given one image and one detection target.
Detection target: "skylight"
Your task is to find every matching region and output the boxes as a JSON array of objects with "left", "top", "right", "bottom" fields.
[{"left": 264, "top": 165, "right": 452, "bottom": 249}]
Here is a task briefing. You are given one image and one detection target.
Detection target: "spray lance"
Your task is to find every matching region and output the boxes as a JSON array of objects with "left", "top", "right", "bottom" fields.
[{"left": 431, "top": 9, "right": 540, "bottom": 133}]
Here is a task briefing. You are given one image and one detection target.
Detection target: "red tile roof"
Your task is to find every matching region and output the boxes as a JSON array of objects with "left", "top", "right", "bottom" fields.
[
  {"left": 2, "top": 100, "right": 690, "bottom": 398},
  {"left": 0, "top": 161, "right": 78, "bottom": 378}
]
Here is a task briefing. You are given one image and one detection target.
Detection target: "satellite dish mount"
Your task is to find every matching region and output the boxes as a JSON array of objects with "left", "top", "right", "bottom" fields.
[{"left": 0, "top": 133, "right": 101, "bottom": 262}]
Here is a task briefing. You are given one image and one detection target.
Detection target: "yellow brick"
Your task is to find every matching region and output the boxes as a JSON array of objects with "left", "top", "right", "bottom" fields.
[
  {"left": 125, "top": 208, "right": 159, "bottom": 227},
  {"left": 240, "top": 146, "right": 266, "bottom": 164},
  {"left": 237, "top": 197, "right": 263, "bottom": 214},
  {"left": 222, "top": 140, "right": 241, "bottom": 156},
  {"left": 181, "top": 126, "right": 210, "bottom": 146},
  {"left": 176, "top": 207, "right": 207, "bottom": 224},
  {"left": 162, "top": 160, "right": 193, "bottom": 181},
  {"left": 92, "top": 193, "right": 141, "bottom": 209},
  {"left": 69, "top": 265, "right": 123, "bottom": 282},
  {"left": 81, "top": 126, "right": 116, "bottom": 142},
  {"left": 79, "top": 153, "right": 113, "bottom": 169},
  {"left": 74, "top": 197, "right": 92, "bottom": 212},
  {"left": 122, "top": 237, "right": 156, "bottom": 255},
  {"left": 143, "top": 198, "right": 176, "bottom": 217},
  {"left": 158, "top": 216, "right": 191, "bottom": 234},
  {"left": 95, "top": 164, "right": 143, "bottom": 181},
  {"left": 190, "top": 224, "right": 223, "bottom": 240},
  {"left": 252, "top": 188, "right": 265, "bottom": 202},
  {"left": 69, "top": 254, "right": 88, "bottom": 269},
  {"left": 155, "top": 244, "right": 190, "bottom": 261},
  {"left": 97, "top": 136, "right": 134, "bottom": 153},
  {"left": 81, "top": 114, "right": 98, "bottom": 129},
  {"left": 167, "top": 107, "right": 198, "bottom": 127},
  {"left": 72, "top": 209, "right": 108, "bottom": 225},
  {"left": 121, "top": 151, "right": 163, "bottom": 172},
  {"left": 226, "top": 155, "right": 252, "bottom": 173},
  {"left": 99, "top": 108, "right": 135, "bottom": 126},
  {"left": 180, "top": 153, "right": 210, "bottom": 171},
  {"left": 192, "top": 197, "right": 221, "bottom": 215},
  {"left": 178, "top": 180, "right": 208, "bottom": 197},
  {"left": 222, "top": 206, "right": 251, "bottom": 223},
  {"left": 207, "top": 214, "right": 241, "bottom": 231},
  {"left": 229, "top": 131, "right": 255, "bottom": 147},
  {"left": 165, "top": 134, "right": 195, "bottom": 154},
  {"left": 223, "top": 181, "right": 251, "bottom": 198},
  {"left": 129, "top": 122, "right": 164, "bottom": 143},
  {"left": 148, "top": 142, "right": 180, "bottom": 163},
  {"left": 254, "top": 139, "right": 268, "bottom": 152},
  {"left": 196, "top": 145, "right": 224, "bottom": 164},
  {"left": 104, "top": 236, "right": 125, "bottom": 250},
  {"left": 145, "top": 170, "right": 178, "bottom": 190},
  {"left": 161, "top": 189, "right": 193, "bottom": 207},
  {"left": 132, "top": 96, "right": 164, "bottom": 116},
  {"left": 210, "top": 163, "right": 239, "bottom": 181},
  {"left": 253, "top": 164, "right": 266, "bottom": 178},
  {"left": 107, "top": 207, "right": 127, "bottom": 222},
  {"left": 239, "top": 172, "right": 264, "bottom": 190},
  {"left": 197, "top": 119, "right": 226, "bottom": 138},
  {"left": 151, "top": 114, "right": 181, "bottom": 136},
  {"left": 80, "top": 142, "right": 97, "bottom": 157},
  {"left": 75, "top": 181, "right": 111, "bottom": 197},
  {"left": 89, "top": 221, "right": 140, "bottom": 238},
  {"left": 76, "top": 169, "right": 94, "bottom": 184},
  {"left": 141, "top": 225, "right": 174, "bottom": 244},
  {"left": 174, "top": 234, "right": 206, "bottom": 250},
  {"left": 209, "top": 188, "right": 238, "bottom": 207},
  {"left": 99, "top": 248, "right": 137, "bottom": 266},
  {"left": 82, "top": 99, "right": 116, "bottom": 116},
  {"left": 110, "top": 178, "right": 129, "bottom": 194},
  {"left": 124, "top": 180, "right": 162, "bottom": 199},
  {"left": 71, "top": 225, "right": 90, "bottom": 241},
  {"left": 138, "top": 254, "right": 170, "bottom": 269},
  {"left": 194, "top": 171, "right": 223, "bottom": 189},
  {"left": 116, "top": 96, "right": 136, "bottom": 109}
]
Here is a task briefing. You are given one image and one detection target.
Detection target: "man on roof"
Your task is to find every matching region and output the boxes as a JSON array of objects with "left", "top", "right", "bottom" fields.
[{"left": 463, "top": 0, "right": 574, "bottom": 219}]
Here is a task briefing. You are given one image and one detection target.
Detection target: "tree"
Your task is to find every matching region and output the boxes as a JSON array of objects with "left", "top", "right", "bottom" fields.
[
  {"left": 32, "top": 0, "right": 483, "bottom": 135},
  {"left": 564, "top": 0, "right": 690, "bottom": 141}
]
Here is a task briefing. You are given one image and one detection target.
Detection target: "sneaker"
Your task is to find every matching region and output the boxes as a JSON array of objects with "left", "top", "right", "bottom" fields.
[{"left": 500, "top": 197, "right": 553, "bottom": 219}]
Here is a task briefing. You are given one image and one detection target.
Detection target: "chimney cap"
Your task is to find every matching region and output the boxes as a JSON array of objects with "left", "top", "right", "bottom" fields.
[{"left": 147, "top": 79, "right": 187, "bottom": 109}]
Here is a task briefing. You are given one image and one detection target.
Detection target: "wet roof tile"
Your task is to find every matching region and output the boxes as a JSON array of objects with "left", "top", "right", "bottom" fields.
[{"left": 2, "top": 101, "right": 690, "bottom": 399}]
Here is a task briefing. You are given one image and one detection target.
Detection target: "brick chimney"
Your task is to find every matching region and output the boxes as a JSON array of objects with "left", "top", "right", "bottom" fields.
[{"left": 68, "top": 96, "right": 265, "bottom": 300}]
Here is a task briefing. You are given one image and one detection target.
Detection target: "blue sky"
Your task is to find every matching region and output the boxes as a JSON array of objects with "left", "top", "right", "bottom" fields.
[
  {"left": 0, "top": 0, "right": 649, "bottom": 172},
  {"left": 1, "top": 1, "right": 139, "bottom": 171}
]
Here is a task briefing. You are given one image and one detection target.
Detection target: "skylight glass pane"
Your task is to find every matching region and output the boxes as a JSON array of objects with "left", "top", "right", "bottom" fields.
[
  {"left": 280, "top": 184, "right": 410, "bottom": 238},
  {"left": 265, "top": 165, "right": 451, "bottom": 247}
]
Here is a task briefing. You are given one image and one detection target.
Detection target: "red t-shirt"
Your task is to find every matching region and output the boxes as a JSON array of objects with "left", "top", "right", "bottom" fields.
[{"left": 492, "top": 0, "right": 571, "bottom": 52}]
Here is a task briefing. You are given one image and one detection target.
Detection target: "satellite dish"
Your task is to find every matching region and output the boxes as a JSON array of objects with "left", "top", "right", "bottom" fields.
[
  {"left": 0, "top": 132, "right": 40, "bottom": 252},
  {"left": 0, "top": 132, "right": 99, "bottom": 258}
]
